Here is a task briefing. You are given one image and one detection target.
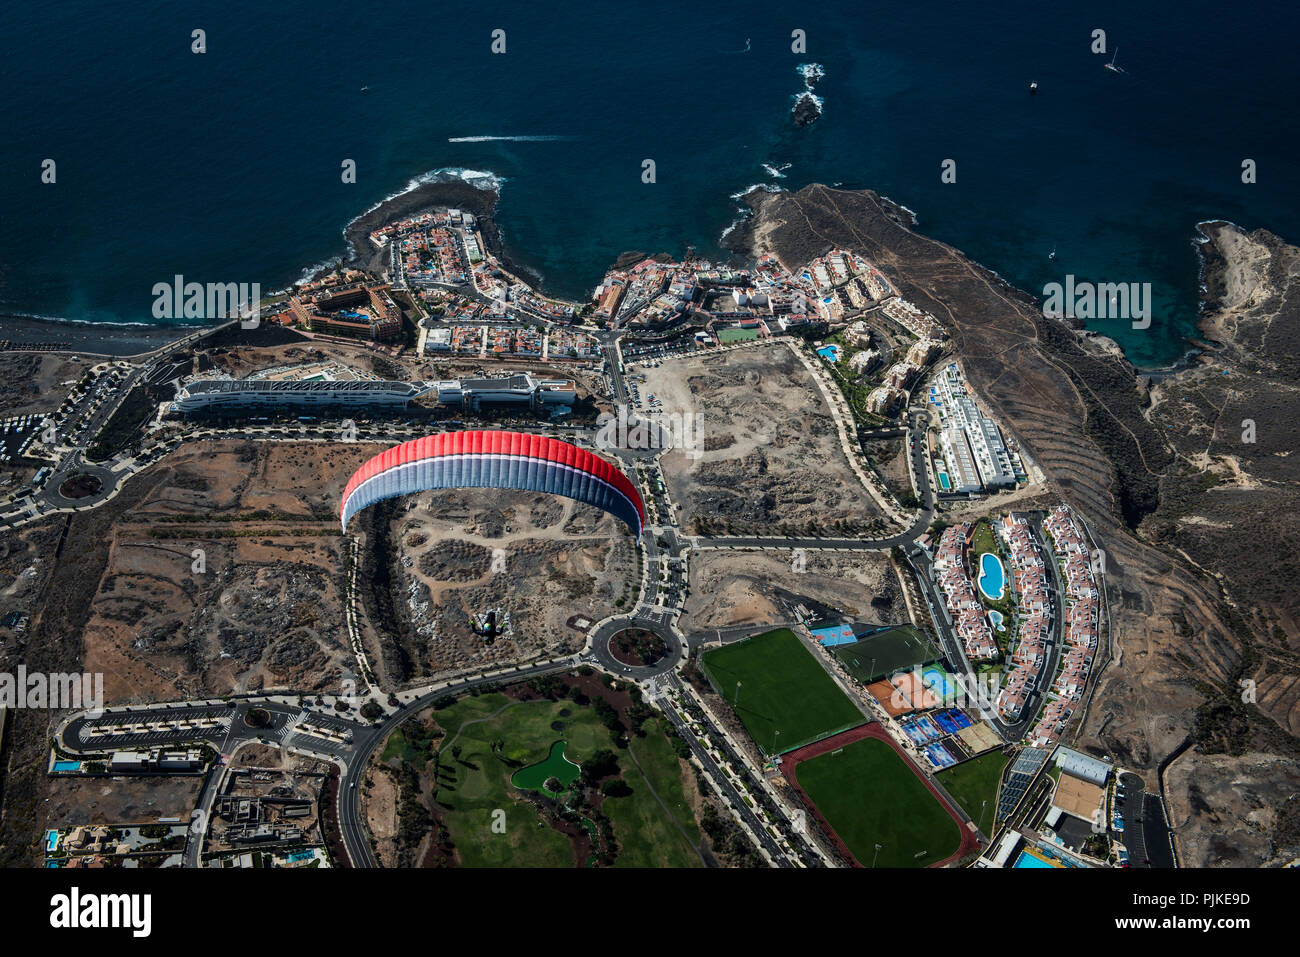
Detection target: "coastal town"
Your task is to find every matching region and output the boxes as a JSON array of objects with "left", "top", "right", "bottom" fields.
[{"left": 0, "top": 185, "right": 1170, "bottom": 879}]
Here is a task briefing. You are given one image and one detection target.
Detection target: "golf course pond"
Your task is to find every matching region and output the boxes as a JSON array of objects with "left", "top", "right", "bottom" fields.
[{"left": 511, "top": 740, "right": 581, "bottom": 796}]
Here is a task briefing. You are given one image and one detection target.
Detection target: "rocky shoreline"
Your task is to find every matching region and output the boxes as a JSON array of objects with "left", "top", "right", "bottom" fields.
[
  {"left": 338, "top": 178, "right": 546, "bottom": 292},
  {"left": 3, "top": 176, "right": 547, "bottom": 355}
]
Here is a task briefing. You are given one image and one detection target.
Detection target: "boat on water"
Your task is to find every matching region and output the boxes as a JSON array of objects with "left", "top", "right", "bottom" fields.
[
  {"left": 1104, "top": 48, "right": 1125, "bottom": 74},
  {"left": 1030, "top": 80, "right": 1038, "bottom": 94},
  {"left": 1049, "top": 244, "right": 1057, "bottom": 261}
]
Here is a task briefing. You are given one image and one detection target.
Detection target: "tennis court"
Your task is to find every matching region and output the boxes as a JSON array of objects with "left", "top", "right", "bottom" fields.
[
  {"left": 933, "top": 709, "right": 973, "bottom": 734},
  {"left": 921, "top": 665, "right": 958, "bottom": 704},
  {"left": 900, "top": 716, "right": 943, "bottom": 745},
  {"left": 924, "top": 742, "right": 958, "bottom": 769}
]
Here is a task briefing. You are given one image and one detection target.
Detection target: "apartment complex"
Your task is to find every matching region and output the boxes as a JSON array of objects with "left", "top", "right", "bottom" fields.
[
  {"left": 433, "top": 373, "right": 577, "bottom": 412},
  {"left": 880, "top": 297, "right": 945, "bottom": 340},
  {"left": 932, "top": 524, "right": 999, "bottom": 661},
  {"left": 288, "top": 283, "right": 402, "bottom": 341},
  {"left": 171, "top": 378, "right": 428, "bottom": 414},
  {"left": 1029, "top": 506, "right": 1102, "bottom": 747},
  {"left": 995, "top": 514, "right": 1052, "bottom": 721},
  {"left": 931, "top": 363, "right": 1017, "bottom": 493}
]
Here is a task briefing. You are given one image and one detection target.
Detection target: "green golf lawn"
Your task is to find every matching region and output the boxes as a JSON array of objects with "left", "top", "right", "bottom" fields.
[{"left": 426, "top": 692, "right": 702, "bottom": 867}]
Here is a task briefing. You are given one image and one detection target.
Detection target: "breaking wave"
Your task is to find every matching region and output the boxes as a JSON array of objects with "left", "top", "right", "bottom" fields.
[{"left": 447, "top": 135, "right": 573, "bottom": 143}]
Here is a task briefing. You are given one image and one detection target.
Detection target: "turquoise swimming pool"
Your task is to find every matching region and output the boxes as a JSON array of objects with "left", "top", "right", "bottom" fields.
[
  {"left": 816, "top": 345, "right": 841, "bottom": 362},
  {"left": 977, "top": 552, "right": 1006, "bottom": 601},
  {"left": 1015, "top": 849, "right": 1057, "bottom": 868},
  {"left": 988, "top": 609, "right": 1005, "bottom": 632}
]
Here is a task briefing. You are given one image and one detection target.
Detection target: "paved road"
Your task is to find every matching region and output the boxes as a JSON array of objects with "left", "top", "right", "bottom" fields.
[
  {"left": 41, "top": 347, "right": 978, "bottom": 870},
  {"left": 5, "top": 322, "right": 237, "bottom": 523},
  {"left": 182, "top": 765, "right": 226, "bottom": 867},
  {"left": 587, "top": 614, "right": 683, "bottom": 679},
  {"left": 659, "top": 675, "right": 807, "bottom": 867}
]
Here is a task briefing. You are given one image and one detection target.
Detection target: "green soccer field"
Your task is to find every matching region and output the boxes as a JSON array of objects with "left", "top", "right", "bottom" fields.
[
  {"left": 935, "top": 750, "right": 1008, "bottom": 828},
  {"left": 831, "top": 625, "right": 938, "bottom": 683},
  {"left": 795, "top": 736, "right": 962, "bottom": 868},
  {"left": 700, "top": 628, "right": 865, "bottom": 753}
]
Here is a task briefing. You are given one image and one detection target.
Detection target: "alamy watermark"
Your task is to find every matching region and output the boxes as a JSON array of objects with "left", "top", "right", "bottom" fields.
[
  {"left": 152, "top": 275, "right": 260, "bottom": 327},
  {"left": 1042, "top": 274, "right": 1152, "bottom": 329},
  {"left": 1, "top": 667, "right": 104, "bottom": 717},
  {"left": 888, "top": 665, "right": 1000, "bottom": 713},
  {"left": 595, "top": 404, "right": 703, "bottom": 458}
]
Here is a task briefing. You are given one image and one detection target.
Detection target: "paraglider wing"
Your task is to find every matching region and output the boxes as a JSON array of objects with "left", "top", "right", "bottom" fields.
[{"left": 339, "top": 430, "right": 645, "bottom": 540}]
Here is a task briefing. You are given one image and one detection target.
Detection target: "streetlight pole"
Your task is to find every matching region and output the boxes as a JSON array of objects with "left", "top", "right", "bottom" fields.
[
  {"left": 979, "top": 798, "right": 987, "bottom": 833},
  {"left": 872, "top": 843, "right": 882, "bottom": 868}
]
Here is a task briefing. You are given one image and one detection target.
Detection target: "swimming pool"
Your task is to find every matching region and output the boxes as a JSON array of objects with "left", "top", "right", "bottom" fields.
[
  {"left": 988, "top": 609, "right": 1005, "bottom": 632},
  {"left": 52, "top": 760, "right": 80, "bottom": 773},
  {"left": 45, "top": 830, "right": 59, "bottom": 852},
  {"left": 938, "top": 472, "right": 951, "bottom": 490},
  {"left": 1014, "top": 848, "right": 1058, "bottom": 868},
  {"left": 816, "top": 345, "right": 841, "bottom": 362},
  {"left": 977, "top": 552, "right": 1006, "bottom": 601}
]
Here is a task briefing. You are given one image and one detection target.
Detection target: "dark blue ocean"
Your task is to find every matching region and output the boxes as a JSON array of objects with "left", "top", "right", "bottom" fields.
[{"left": 2, "top": 0, "right": 1297, "bottom": 365}]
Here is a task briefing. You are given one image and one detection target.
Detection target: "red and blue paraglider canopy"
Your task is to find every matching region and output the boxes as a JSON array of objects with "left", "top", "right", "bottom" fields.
[{"left": 340, "top": 430, "right": 645, "bottom": 541}]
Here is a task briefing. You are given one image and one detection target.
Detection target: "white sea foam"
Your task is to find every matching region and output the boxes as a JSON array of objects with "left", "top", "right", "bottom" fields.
[
  {"left": 359, "top": 168, "right": 505, "bottom": 219},
  {"left": 0, "top": 312, "right": 167, "bottom": 329},
  {"left": 729, "top": 183, "right": 783, "bottom": 201},
  {"left": 797, "top": 63, "right": 825, "bottom": 86},
  {"left": 762, "top": 162, "right": 792, "bottom": 179},
  {"left": 292, "top": 255, "right": 345, "bottom": 287},
  {"left": 879, "top": 194, "right": 919, "bottom": 225},
  {"left": 447, "top": 135, "right": 572, "bottom": 143},
  {"left": 791, "top": 90, "right": 825, "bottom": 119}
]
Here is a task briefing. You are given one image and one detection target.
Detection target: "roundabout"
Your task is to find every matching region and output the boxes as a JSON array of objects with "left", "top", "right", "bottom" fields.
[
  {"left": 608, "top": 627, "right": 670, "bottom": 668},
  {"left": 56, "top": 472, "right": 103, "bottom": 500},
  {"left": 589, "top": 614, "right": 683, "bottom": 678}
]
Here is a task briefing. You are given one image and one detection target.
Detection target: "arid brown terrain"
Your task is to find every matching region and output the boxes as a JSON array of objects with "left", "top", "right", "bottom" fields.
[
  {"left": 354, "top": 488, "right": 637, "bottom": 687},
  {"left": 682, "top": 549, "right": 907, "bottom": 634},
  {"left": 642, "top": 343, "right": 884, "bottom": 536},
  {"left": 0, "top": 438, "right": 379, "bottom": 863}
]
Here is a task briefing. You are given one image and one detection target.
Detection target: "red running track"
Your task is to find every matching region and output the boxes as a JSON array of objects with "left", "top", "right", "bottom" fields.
[{"left": 782, "top": 722, "right": 982, "bottom": 868}]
